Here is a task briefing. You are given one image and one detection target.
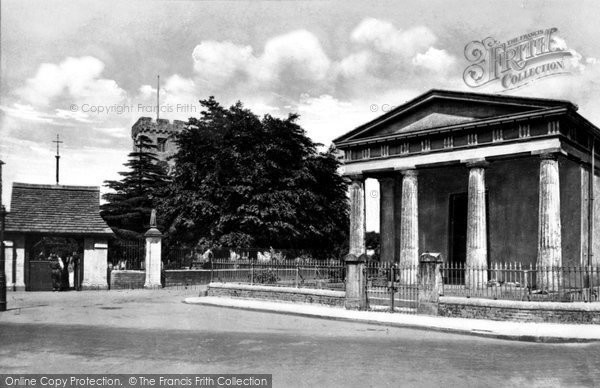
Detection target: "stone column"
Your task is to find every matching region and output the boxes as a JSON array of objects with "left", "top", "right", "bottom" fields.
[
  {"left": 344, "top": 253, "right": 367, "bottom": 310},
  {"left": 537, "top": 153, "right": 562, "bottom": 290},
  {"left": 348, "top": 176, "right": 366, "bottom": 256},
  {"left": 144, "top": 226, "right": 163, "bottom": 289},
  {"left": 4, "top": 240, "right": 13, "bottom": 290},
  {"left": 399, "top": 170, "right": 419, "bottom": 272},
  {"left": 466, "top": 160, "right": 488, "bottom": 289},
  {"left": 378, "top": 177, "right": 396, "bottom": 262},
  {"left": 394, "top": 175, "right": 403, "bottom": 262},
  {"left": 81, "top": 238, "right": 108, "bottom": 290}
]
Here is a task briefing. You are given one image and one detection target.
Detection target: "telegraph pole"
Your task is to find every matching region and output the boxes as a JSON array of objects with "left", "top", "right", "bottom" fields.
[{"left": 0, "top": 159, "right": 6, "bottom": 311}]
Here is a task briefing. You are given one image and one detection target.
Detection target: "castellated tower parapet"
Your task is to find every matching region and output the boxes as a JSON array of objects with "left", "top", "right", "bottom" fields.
[{"left": 131, "top": 117, "right": 187, "bottom": 164}]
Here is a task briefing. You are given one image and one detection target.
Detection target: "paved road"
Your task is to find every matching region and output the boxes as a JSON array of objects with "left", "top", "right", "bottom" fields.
[{"left": 1, "top": 289, "right": 599, "bottom": 387}]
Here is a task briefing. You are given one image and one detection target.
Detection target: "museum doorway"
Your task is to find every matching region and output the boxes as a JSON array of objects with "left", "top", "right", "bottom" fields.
[{"left": 449, "top": 192, "right": 468, "bottom": 269}]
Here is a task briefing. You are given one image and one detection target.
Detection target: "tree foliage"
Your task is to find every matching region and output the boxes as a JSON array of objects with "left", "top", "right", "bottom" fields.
[
  {"left": 159, "top": 97, "right": 349, "bottom": 254},
  {"left": 101, "top": 135, "right": 170, "bottom": 239}
]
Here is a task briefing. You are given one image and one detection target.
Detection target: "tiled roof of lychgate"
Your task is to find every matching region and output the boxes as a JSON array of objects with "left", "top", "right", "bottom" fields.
[{"left": 5, "top": 183, "right": 114, "bottom": 236}]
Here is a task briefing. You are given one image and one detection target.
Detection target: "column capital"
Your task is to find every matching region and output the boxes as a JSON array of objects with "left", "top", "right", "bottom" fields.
[
  {"left": 463, "top": 158, "right": 489, "bottom": 169},
  {"left": 347, "top": 174, "right": 364, "bottom": 182},
  {"left": 398, "top": 168, "right": 418, "bottom": 177},
  {"left": 538, "top": 152, "right": 560, "bottom": 161}
]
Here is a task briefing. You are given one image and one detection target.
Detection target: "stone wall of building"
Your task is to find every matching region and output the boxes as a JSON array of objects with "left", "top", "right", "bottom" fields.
[
  {"left": 560, "top": 155, "right": 583, "bottom": 267},
  {"left": 207, "top": 283, "right": 346, "bottom": 307},
  {"left": 438, "top": 296, "right": 600, "bottom": 324},
  {"left": 487, "top": 157, "right": 539, "bottom": 266}
]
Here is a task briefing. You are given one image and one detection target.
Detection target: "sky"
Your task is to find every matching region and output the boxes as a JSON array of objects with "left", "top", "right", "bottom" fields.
[{"left": 2, "top": 0, "right": 600, "bottom": 231}]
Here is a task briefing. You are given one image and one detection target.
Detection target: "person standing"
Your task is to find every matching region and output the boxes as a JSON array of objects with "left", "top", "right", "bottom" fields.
[
  {"left": 49, "top": 254, "right": 61, "bottom": 291},
  {"left": 58, "top": 254, "right": 68, "bottom": 291},
  {"left": 67, "top": 255, "right": 75, "bottom": 290},
  {"left": 72, "top": 252, "right": 81, "bottom": 291}
]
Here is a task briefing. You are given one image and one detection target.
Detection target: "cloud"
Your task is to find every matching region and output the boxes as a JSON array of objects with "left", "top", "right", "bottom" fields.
[
  {"left": 0, "top": 103, "right": 55, "bottom": 123},
  {"left": 192, "top": 41, "right": 254, "bottom": 87},
  {"left": 351, "top": 18, "right": 437, "bottom": 56},
  {"left": 335, "top": 19, "right": 459, "bottom": 94},
  {"left": 55, "top": 108, "right": 94, "bottom": 123},
  {"left": 191, "top": 30, "right": 332, "bottom": 100},
  {"left": 17, "top": 56, "right": 126, "bottom": 107},
  {"left": 257, "top": 30, "right": 331, "bottom": 85},
  {"left": 412, "top": 47, "right": 457, "bottom": 73}
]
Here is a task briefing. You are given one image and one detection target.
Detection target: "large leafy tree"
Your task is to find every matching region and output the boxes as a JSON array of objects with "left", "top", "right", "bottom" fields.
[
  {"left": 101, "top": 135, "right": 170, "bottom": 239},
  {"left": 159, "top": 97, "right": 349, "bottom": 254}
]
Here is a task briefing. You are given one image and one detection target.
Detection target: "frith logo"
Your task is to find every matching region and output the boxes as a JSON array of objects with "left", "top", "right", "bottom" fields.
[{"left": 463, "top": 28, "right": 572, "bottom": 90}]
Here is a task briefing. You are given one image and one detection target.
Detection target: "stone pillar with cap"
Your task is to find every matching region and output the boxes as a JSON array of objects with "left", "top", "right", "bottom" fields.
[
  {"left": 536, "top": 153, "right": 562, "bottom": 290},
  {"left": 344, "top": 253, "right": 367, "bottom": 310},
  {"left": 417, "top": 252, "right": 443, "bottom": 315},
  {"left": 465, "top": 159, "right": 488, "bottom": 288},
  {"left": 144, "top": 209, "right": 163, "bottom": 289},
  {"left": 348, "top": 176, "right": 366, "bottom": 256},
  {"left": 378, "top": 176, "right": 396, "bottom": 262},
  {"left": 399, "top": 169, "right": 418, "bottom": 283}
]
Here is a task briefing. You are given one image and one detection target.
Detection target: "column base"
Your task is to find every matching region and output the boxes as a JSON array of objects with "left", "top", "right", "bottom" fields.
[
  {"left": 81, "top": 283, "right": 109, "bottom": 290},
  {"left": 344, "top": 298, "right": 366, "bottom": 310},
  {"left": 144, "top": 282, "right": 162, "bottom": 289},
  {"left": 465, "top": 268, "right": 488, "bottom": 290},
  {"left": 535, "top": 270, "right": 562, "bottom": 292}
]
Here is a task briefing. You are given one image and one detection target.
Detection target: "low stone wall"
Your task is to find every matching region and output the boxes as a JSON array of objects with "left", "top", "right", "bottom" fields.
[
  {"left": 164, "top": 270, "right": 212, "bottom": 286},
  {"left": 207, "top": 282, "right": 345, "bottom": 307},
  {"left": 109, "top": 270, "right": 145, "bottom": 290},
  {"left": 439, "top": 296, "right": 600, "bottom": 324}
]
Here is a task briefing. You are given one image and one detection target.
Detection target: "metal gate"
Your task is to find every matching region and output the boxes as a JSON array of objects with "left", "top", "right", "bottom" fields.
[
  {"left": 28, "top": 260, "right": 53, "bottom": 291},
  {"left": 365, "top": 262, "right": 419, "bottom": 314}
]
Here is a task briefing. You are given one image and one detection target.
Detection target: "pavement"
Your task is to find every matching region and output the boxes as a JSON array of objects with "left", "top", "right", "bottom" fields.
[{"left": 184, "top": 295, "right": 600, "bottom": 343}]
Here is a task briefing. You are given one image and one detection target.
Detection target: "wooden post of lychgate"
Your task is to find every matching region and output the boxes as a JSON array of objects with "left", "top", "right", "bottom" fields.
[
  {"left": 344, "top": 253, "right": 367, "bottom": 310},
  {"left": 417, "top": 252, "right": 443, "bottom": 315}
]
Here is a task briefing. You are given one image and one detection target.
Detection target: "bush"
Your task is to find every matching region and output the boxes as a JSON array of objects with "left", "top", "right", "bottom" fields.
[{"left": 253, "top": 269, "right": 279, "bottom": 284}]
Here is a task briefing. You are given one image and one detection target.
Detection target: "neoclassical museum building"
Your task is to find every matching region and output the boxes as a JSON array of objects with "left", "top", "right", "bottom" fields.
[{"left": 333, "top": 90, "right": 600, "bottom": 278}]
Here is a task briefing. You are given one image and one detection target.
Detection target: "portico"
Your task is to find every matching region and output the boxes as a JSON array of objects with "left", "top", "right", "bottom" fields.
[{"left": 334, "top": 90, "right": 600, "bottom": 288}]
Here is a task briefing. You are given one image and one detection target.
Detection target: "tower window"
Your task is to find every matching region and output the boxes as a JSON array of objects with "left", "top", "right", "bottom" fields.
[{"left": 157, "top": 138, "right": 167, "bottom": 152}]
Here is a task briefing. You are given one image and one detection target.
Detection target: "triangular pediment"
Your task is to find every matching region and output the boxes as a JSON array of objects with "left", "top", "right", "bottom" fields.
[
  {"left": 399, "top": 112, "right": 475, "bottom": 133},
  {"left": 334, "top": 89, "right": 575, "bottom": 144}
]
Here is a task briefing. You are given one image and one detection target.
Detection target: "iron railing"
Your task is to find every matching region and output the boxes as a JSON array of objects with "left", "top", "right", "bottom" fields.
[
  {"left": 209, "top": 258, "right": 346, "bottom": 290},
  {"left": 108, "top": 239, "right": 145, "bottom": 270},
  {"left": 441, "top": 263, "right": 600, "bottom": 302},
  {"left": 161, "top": 247, "right": 338, "bottom": 269}
]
